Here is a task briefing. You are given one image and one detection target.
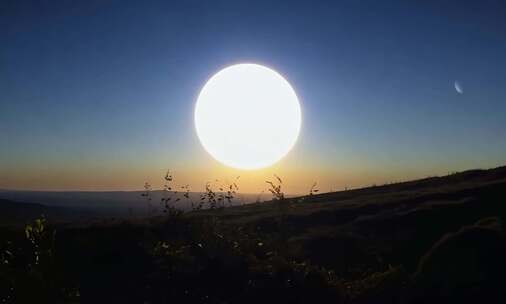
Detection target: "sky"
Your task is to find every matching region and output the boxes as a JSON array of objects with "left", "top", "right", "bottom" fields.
[{"left": 1, "top": 0, "right": 506, "bottom": 194}]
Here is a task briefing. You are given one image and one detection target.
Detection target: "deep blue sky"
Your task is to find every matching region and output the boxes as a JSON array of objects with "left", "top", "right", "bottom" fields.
[{"left": 1, "top": 0, "right": 506, "bottom": 191}]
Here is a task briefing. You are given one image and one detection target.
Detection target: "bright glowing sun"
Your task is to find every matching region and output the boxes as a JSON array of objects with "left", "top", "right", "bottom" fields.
[{"left": 195, "top": 64, "right": 302, "bottom": 170}]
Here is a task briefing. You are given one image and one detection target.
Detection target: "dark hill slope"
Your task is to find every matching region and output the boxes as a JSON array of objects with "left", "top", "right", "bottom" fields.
[
  {"left": 2, "top": 166, "right": 506, "bottom": 303},
  {"left": 204, "top": 166, "right": 506, "bottom": 274}
]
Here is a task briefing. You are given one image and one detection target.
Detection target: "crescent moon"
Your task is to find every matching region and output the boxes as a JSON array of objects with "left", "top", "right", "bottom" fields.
[{"left": 454, "top": 81, "right": 463, "bottom": 94}]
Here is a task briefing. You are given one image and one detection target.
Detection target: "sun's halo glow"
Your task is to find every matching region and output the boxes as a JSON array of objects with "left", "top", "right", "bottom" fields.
[{"left": 194, "top": 64, "right": 301, "bottom": 170}]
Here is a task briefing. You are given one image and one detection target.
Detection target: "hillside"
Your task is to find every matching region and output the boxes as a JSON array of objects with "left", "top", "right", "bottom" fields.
[
  {"left": 1, "top": 166, "right": 506, "bottom": 303},
  {"left": 198, "top": 166, "right": 506, "bottom": 273}
]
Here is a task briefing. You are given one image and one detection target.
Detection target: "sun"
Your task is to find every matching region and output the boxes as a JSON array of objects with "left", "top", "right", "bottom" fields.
[{"left": 194, "top": 63, "right": 302, "bottom": 170}]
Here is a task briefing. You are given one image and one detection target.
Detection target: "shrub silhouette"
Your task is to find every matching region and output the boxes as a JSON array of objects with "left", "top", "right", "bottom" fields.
[
  {"left": 199, "top": 177, "right": 240, "bottom": 210},
  {"left": 309, "top": 182, "right": 319, "bottom": 196},
  {"left": 0, "top": 216, "right": 69, "bottom": 303},
  {"left": 265, "top": 174, "right": 284, "bottom": 201},
  {"left": 160, "top": 170, "right": 184, "bottom": 216},
  {"left": 24, "top": 216, "right": 55, "bottom": 267}
]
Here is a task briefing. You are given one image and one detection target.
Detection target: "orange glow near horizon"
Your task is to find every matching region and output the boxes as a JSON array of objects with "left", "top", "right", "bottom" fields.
[{"left": 2, "top": 155, "right": 495, "bottom": 195}]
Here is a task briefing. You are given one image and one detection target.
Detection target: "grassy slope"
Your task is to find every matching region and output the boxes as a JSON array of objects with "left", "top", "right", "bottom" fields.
[
  {"left": 2, "top": 166, "right": 506, "bottom": 303},
  {"left": 199, "top": 166, "right": 506, "bottom": 276}
]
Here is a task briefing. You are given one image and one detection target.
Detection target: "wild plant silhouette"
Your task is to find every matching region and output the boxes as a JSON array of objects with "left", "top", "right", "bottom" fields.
[
  {"left": 265, "top": 174, "right": 284, "bottom": 201},
  {"left": 309, "top": 182, "right": 319, "bottom": 196}
]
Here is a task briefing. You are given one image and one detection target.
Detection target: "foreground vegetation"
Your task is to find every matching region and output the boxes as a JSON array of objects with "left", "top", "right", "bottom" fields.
[{"left": 1, "top": 166, "right": 506, "bottom": 303}]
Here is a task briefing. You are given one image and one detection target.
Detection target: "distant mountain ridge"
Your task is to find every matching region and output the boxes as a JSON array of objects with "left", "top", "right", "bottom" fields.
[
  {"left": 0, "top": 199, "right": 89, "bottom": 227},
  {"left": 0, "top": 189, "right": 272, "bottom": 214}
]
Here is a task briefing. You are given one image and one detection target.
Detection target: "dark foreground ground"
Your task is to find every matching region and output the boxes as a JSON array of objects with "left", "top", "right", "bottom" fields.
[{"left": 1, "top": 166, "right": 506, "bottom": 303}]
